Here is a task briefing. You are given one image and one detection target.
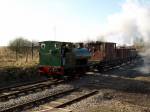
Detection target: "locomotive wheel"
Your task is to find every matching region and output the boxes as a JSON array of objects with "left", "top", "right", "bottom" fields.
[
  {"left": 76, "top": 67, "right": 86, "bottom": 76},
  {"left": 64, "top": 68, "right": 76, "bottom": 78},
  {"left": 97, "top": 65, "right": 104, "bottom": 72},
  {"left": 52, "top": 75, "right": 64, "bottom": 79},
  {"left": 39, "top": 72, "right": 52, "bottom": 79}
]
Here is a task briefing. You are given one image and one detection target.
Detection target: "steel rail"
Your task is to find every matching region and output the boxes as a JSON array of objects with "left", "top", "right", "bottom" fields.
[
  {"left": 40, "top": 90, "right": 98, "bottom": 112},
  {"left": 0, "top": 88, "right": 77, "bottom": 112},
  {"left": 0, "top": 79, "right": 52, "bottom": 93},
  {"left": 55, "top": 90, "right": 98, "bottom": 108},
  {"left": 0, "top": 80, "right": 65, "bottom": 101}
]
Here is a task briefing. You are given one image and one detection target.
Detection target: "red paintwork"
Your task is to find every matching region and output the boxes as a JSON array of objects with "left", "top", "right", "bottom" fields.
[{"left": 39, "top": 66, "right": 64, "bottom": 75}]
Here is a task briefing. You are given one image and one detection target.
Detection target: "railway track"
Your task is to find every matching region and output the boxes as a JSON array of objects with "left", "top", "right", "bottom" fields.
[
  {"left": 0, "top": 60, "right": 138, "bottom": 112},
  {"left": 0, "top": 87, "right": 98, "bottom": 112},
  {"left": 0, "top": 79, "right": 52, "bottom": 94},
  {"left": 101, "top": 60, "right": 133, "bottom": 72},
  {"left": 0, "top": 79, "right": 65, "bottom": 102}
]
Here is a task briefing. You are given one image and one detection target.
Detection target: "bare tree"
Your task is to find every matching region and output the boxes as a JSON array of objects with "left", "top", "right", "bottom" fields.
[
  {"left": 9, "top": 37, "right": 32, "bottom": 52},
  {"left": 9, "top": 37, "right": 32, "bottom": 61}
]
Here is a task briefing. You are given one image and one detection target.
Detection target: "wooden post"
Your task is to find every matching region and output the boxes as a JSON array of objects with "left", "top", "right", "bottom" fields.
[
  {"left": 16, "top": 47, "right": 18, "bottom": 61},
  {"left": 31, "top": 42, "right": 33, "bottom": 60},
  {"left": 26, "top": 46, "right": 28, "bottom": 62},
  {"left": 16, "top": 42, "right": 18, "bottom": 61}
]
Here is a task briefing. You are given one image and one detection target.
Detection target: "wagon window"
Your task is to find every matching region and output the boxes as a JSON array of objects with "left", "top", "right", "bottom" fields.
[{"left": 41, "top": 43, "right": 45, "bottom": 49}]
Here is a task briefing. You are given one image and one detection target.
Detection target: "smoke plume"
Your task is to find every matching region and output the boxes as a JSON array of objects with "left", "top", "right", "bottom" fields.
[
  {"left": 101, "top": 0, "right": 150, "bottom": 73},
  {"left": 102, "top": 0, "right": 150, "bottom": 43}
]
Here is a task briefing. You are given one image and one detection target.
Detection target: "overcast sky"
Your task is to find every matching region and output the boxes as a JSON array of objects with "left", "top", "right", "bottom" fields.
[{"left": 0, "top": 0, "right": 149, "bottom": 46}]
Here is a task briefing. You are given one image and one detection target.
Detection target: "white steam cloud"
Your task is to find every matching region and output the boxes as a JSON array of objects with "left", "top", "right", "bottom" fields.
[
  {"left": 101, "top": 0, "right": 150, "bottom": 73},
  {"left": 102, "top": 0, "right": 150, "bottom": 45}
]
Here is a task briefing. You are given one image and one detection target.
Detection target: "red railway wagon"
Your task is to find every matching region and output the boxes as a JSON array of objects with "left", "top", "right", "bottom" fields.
[
  {"left": 130, "top": 48, "right": 137, "bottom": 58},
  {"left": 86, "top": 42, "right": 138, "bottom": 71},
  {"left": 104, "top": 42, "right": 116, "bottom": 61},
  {"left": 116, "top": 47, "right": 128, "bottom": 59},
  {"left": 116, "top": 46, "right": 137, "bottom": 62},
  {"left": 86, "top": 41, "right": 116, "bottom": 63}
]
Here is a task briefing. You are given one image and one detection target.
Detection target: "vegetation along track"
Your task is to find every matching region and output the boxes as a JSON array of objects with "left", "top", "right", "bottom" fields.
[
  {"left": 0, "top": 79, "right": 65, "bottom": 102},
  {"left": 0, "top": 87, "right": 98, "bottom": 112}
]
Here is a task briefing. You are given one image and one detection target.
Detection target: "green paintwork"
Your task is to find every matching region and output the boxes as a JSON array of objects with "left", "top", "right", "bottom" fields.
[
  {"left": 39, "top": 41, "right": 90, "bottom": 69},
  {"left": 39, "top": 41, "right": 61, "bottom": 66}
]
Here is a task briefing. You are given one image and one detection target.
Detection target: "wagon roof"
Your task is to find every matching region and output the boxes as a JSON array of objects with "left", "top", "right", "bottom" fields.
[
  {"left": 87, "top": 41, "right": 116, "bottom": 44},
  {"left": 39, "top": 40, "right": 73, "bottom": 44}
]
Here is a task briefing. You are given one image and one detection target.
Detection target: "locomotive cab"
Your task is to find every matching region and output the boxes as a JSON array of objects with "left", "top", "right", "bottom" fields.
[
  {"left": 38, "top": 41, "right": 91, "bottom": 77},
  {"left": 39, "top": 41, "right": 64, "bottom": 76}
]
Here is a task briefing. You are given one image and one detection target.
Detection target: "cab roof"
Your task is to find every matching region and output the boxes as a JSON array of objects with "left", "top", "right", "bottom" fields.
[{"left": 39, "top": 40, "right": 73, "bottom": 44}]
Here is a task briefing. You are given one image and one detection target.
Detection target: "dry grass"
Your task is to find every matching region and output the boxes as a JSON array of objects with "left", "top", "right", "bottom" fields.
[
  {"left": 0, "top": 47, "right": 39, "bottom": 68},
  {"left": 90, "top": 100, "right": 150, "bottom": 112},
  {"left": 134, "top": 76, "right": 150, "bottom": 82},
  {"left": 0, "top": 47, "right": 42, "bottom": 87}
]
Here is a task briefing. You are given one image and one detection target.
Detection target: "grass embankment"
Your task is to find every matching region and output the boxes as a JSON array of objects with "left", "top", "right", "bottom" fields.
[
  {"left": 0, "top": 47, "right": 39, "bottom": 68},
  {"left": 0, "top": 47, "right": 43, "bottom": 87}
]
